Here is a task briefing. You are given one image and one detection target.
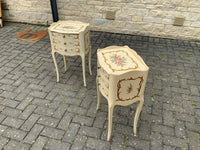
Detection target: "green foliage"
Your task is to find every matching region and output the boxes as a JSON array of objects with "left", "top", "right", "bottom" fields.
[
  {"left": 191, "top": 102, "right": 196, "bottom": 106},
  {"left": 28, "top": 102, "right": 32, "bottom": 105},
  {"left": 156, "top": 132, "right": 161, "bottom": 135},
  {"left": 179, "top": 55, "right": 183, "bottom": 59},
  {"left": 151, "top": 93, "right": 155, "bottom": 102},
  {"left": 184, "top": 52, "right": 192, "bottom": 56},
  {"left": 35, "top": 60, "right": 39, "bottom": 64},
  {"left": 122, "top": 142, "right": 126, "bottom": 148},
  {"left": 173, "top": 121, "right": 176, "bottom": 125},
  {"left": 151, "top": 97, "right": 155, "bottom": 102},
  {"left": 158, "top": 56, "right": 163, "bottom": 60},
  {"left": 174, "top": 72, "right": 179, "bottom": 76}
]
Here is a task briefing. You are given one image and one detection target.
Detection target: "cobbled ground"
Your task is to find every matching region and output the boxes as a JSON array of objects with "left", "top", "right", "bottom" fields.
[{"left": 0, "top": 22, "right": 200, "bottom": 150}]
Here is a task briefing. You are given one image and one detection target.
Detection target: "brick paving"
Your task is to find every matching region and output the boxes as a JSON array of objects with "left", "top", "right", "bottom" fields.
[{"left": 0, "top": 22, "right": 200, "bottom": 150}]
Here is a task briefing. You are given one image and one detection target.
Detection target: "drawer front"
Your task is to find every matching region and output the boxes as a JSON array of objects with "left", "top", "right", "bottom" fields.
[
  {"left": 97, "top": 62, "right": 110, "bottom": 98},
  {"left": 51, "top": 32, "right": 80, "bottom": 54}
]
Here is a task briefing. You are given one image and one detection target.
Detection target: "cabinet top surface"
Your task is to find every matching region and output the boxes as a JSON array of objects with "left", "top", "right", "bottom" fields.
[
  {"left": 97, "top": 46, "right": 148, "bottom": 74},
  {"left": 48, "top": 21, "right": 89, "bottom": 34}
]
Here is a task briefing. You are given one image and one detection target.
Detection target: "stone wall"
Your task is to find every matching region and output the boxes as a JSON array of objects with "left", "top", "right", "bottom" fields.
[{"left": 1, "top": 0, "right": 200, "bottom": 41}]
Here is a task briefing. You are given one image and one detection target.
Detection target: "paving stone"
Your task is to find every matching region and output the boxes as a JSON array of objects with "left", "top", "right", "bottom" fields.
[
  {"left": 41, "top": 127, "right": 65, "bottom": 140},
  {"left": 68, "top": 105, "right": 87, "bottom": 115},
  {"left": 53, "top": 103, "right": 69, "bottom": 118},
  {"left": 86, "top": 102, "right": 98, "bottom": 117},
  {"left": 27, "top": 84, "right": 44, "bottom": 91},
  {"left": 110, "top": 133, "right": 125, "bottom": 150},
  {"left": 126, "top": 136, "right": 150, "bottom": 150},
  {"left": 1, "top": 99, "right": 19, "bottom": 108},
  {"left": 80, "top": 95, "right": 94, "bottom": 109},
  {"left": 45, "top": 139, "right": 70, "bottom": 150},
  {"left": 70, "top": 134, "right": 87, "bottom": 150},
  {"left": 85, "top": 138, "right": 110, "bottom": 150},
  {"left": 2, "top": 127, "right": 27, "bottom": 141},
  {"left": 2, "top": 117, "right": 24, "bottom": 128},
  {"left": 34, "top": 106, "right": 54, "bottom": 116},
  {"left": 93, "top": 111, "right": 107, "bottom": 128},
  {"left": 31, "top": 98, "right": 51, "bottom": 107},
  {"left": 57, "top": 113, "right": 73, "bottom": 130},
  {"left": 3, "top": 140, "right": 30, "bottom": 150},
  {"left": 0, "top": 114, "right": 6, "bottom": 123},
  {"left": 14, "top": 82, "right": 28, "bottom": 93},
  {"left": 138, "top": 121, "right": 151, "bottom": 140},
  {"left": 163, "top": 145, "right": 176, "bottom": 150},
  {"left": 23, "top": 124, "right": 44, "bottom": 144},
  {"left": 152, "top": 124, "right": 174, "bottom": 136},
  {"left": 175, "top": 121, "right": 186, "bottom": 138},
  {"left": 2, "top": 107, "right": 22, "bottom": 117},
  {"left": 21, "top": 114, "right": 40, "bottom": 131},
  {"left": 163, "top": 110, "right": 174, "bottom": 127},
  {"left": 150, "top": 132, "right": 162, "bottom": 150},
  {"left": 78, "top": 126, "right": 101, "bottom": 139},
  {"left": 190, "top": 85, "right": 200, "bottom": 96},
  {"left": 141, "top": 113, "right": 162, "bottom": 123},
  {"left": 15, "top": 89, "right": 32, "bottom": 102},
  {"left": 63, "top": 123, "right": 80, "bottom": 143},
  {"left": 187, "top": 131, "right": 200, "bottom": 150},
  {"left": 30, "top": 136, "right": 48, "bottom": 150},
  {"left": 0, "top": 124, "right": 8, "bottom": 134},
  {"left": 175, "top": 112, "right": 195, "bottom": 123},
  {"left": 72, "top": 115, "right": 94, "bottom": 126},
  {"left": 0, "top": 22, "right": 200, "bottom": 150},
  {"left": 0, "top": 78, "right": 15, "bottom": 85},
  {"left": 0, "top": 91, "right": 18, "bottom": 99},
  {"left": 163, "top": 136, "right": 188, "bottom": 149},
  {"left": 37, "top": 116, "right": 59, "bottom": 127},
  {"left": 19, "top": 105, "right": 37, "bottom": 119},
  {"left": 0, "top": 137, "right": 9, "bottom": 149},
  {"left": 46, "top": 88, "right": 59, "bottom": 100},
  {"left": 30, "top": 91, "right": 47, "bottom": 99}
]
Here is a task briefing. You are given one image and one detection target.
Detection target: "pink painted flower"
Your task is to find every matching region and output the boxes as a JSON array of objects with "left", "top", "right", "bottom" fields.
[{"left": 115, "top": 57, "right": 122, "bottom": 63}]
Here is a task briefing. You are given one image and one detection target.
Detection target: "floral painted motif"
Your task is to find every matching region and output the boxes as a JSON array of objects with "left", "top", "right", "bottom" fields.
[
  {"left": 63, "top": 26, "right": 74, "bottom": 29},
  {"left": 111, "top": 55, "right": 126, "bottom": 66}
]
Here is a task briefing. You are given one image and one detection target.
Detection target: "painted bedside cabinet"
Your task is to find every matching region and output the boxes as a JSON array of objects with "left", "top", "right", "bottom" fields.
[
  {"left": 48, "top": 20, "right": 92, "bottom": 86},
  {"left": 96, "top": 46, "right": 149, "bottom": 141}
]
